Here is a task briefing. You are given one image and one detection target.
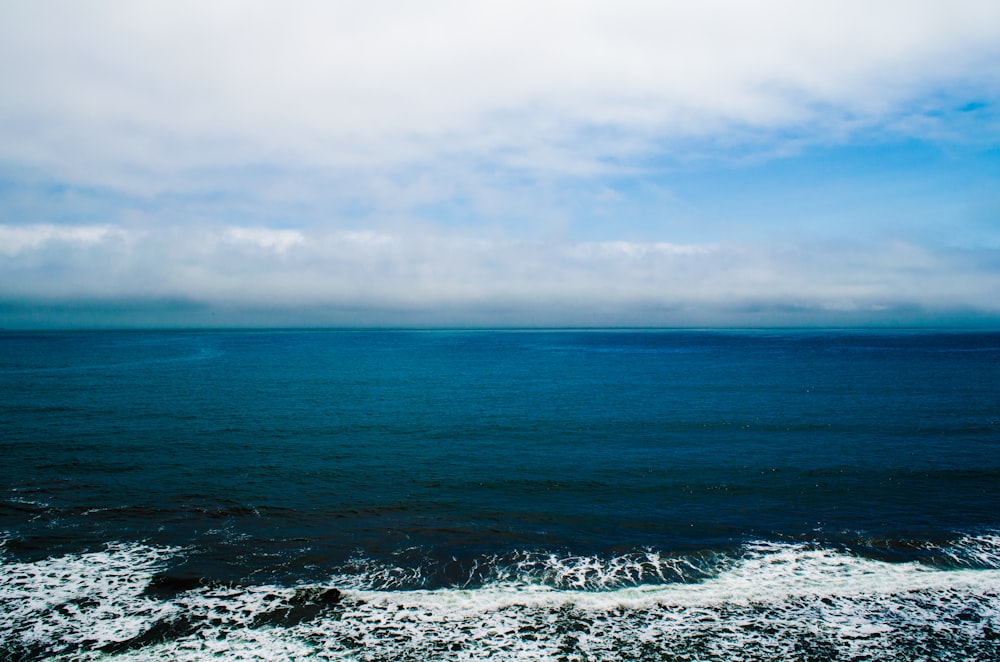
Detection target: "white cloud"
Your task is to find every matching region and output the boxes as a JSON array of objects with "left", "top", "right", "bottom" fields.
[
  {"left": 0, "top": 224, "right": 127, "bottom": 256},
  {"left": 222, "top": 227, "right": 304, "bottom": 254},
  {"left": 1, "top": 1, "right": 998, "bottom": 193},
  {"left": 2, "top": 224, "right": 997, "bottom": 324},
  {"left": 1, "top": 3, "right": 999, "bottom": 326}
]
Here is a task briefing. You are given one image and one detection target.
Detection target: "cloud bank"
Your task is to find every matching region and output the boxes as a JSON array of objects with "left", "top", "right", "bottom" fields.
[
  {"left": 1, "top": 1, "right": 999, "bottom": 326},
  {"left": 2, "top": 223, "right": 997, "bottom": 327}
]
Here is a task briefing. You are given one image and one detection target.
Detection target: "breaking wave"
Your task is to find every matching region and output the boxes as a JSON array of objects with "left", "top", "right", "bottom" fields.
[{"left": 3, "top": 534, "right": 1000, "bottom": 660}]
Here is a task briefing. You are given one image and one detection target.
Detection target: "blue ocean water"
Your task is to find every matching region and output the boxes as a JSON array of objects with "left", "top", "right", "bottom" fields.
[{"left": 2, "top": 329, "right": 999, "bottom": 660}]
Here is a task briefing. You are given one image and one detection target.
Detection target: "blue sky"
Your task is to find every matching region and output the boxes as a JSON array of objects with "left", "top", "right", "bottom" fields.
[{"left": 1, "top": 1, "right": 999, "bottom": 327}]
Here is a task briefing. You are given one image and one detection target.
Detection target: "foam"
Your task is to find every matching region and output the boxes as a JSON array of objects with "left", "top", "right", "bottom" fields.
[
  {"left": 3, "top": 538, "right": 999, "bottom": 661},
  {"left": 0, "top": 543, "right": 180, "bottom": 659},
  {"left": 327, "top": 548, "right": 723, "bottom": 591},
  {"left": 942, "top": 532, "right": 1000, "bottom": 569}
]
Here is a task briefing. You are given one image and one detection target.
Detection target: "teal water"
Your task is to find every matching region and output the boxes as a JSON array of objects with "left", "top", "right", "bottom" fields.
[{"left": 2, "top": 329, "right": 999, "bottom": 660}]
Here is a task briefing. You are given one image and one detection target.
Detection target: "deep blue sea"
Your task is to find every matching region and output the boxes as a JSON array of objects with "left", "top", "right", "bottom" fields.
[{"left": 2, "top": 329, "right": 999, "bottom": 660}]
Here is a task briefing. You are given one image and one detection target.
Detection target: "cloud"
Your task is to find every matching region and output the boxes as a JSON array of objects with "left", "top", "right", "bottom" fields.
[
  {"left": 0, "top": 224, "right": 128, "bottom": 256},
  {"left": 2, "top": 223, "right": 997, "bottom": 326},
  {"left": 222, "top": 227, "right": 304, "bottom": 254},
  {"left": 1, "top": 3, "right": 999, "bottom": 326},
  {"left": 1, "top": 1, "right": 998, "bottom": 196}
]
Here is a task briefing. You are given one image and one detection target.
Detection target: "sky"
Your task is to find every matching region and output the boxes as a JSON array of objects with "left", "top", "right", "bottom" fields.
[{"left": 1, "top": 0, "right": 999, "bottom": 328}]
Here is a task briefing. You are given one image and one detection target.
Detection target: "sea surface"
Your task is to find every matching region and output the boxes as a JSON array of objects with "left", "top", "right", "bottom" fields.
[{"left": 1, "top": 329, "right": 999, "bottom": 660}]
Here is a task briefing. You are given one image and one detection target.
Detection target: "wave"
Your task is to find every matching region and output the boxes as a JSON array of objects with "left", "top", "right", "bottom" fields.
[
  {"left": 2, "top": 535, "right": 999, "bottom": 660},
  {"left": 322, "top": 548, "right": 726, "bottom": 592}
]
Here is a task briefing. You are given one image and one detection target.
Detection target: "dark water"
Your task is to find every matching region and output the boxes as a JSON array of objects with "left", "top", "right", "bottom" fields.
[{"left": 2, "top": 329, "right": 999, "bottom": 660}]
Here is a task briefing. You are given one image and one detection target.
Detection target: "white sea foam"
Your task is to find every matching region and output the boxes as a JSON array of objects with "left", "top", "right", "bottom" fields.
[
  {"left": 0, "top": 543, "right": 180, "bottom": 659},
  {"left": 327, "top": 548, "right": 723, "bottom": 591},
  {"left": 3, "top": 538, "right": 999, "bottom": 661},
  {"left": 943, "top": 532, "right": 1000, "bottom": 569}
]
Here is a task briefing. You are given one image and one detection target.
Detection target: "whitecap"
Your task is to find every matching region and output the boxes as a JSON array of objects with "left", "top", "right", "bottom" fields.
[{"left": 3, "top": 536, "right": 999, "bottom": 661}]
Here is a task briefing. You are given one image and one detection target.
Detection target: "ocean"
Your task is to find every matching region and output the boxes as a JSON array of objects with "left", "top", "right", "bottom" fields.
[{"left": 1, "top": 329, "right": 998, "bottom": 660}]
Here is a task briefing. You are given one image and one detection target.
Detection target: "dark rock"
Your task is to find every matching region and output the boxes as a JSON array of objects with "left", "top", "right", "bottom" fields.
[
  {"left": 96, "top": 616, "right": 200, "bottom": 654},
  {"left": 144, "top": 573, "right": 205, "bottom": 596},
  {"left": 291, "top": 587, "right": 342, "bottom": 606},
  {"left": 252, "top": 587, "right": 343, "bottom": 627}
]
